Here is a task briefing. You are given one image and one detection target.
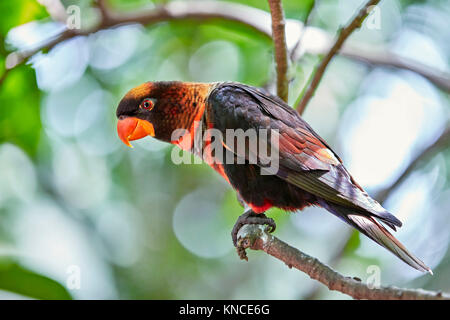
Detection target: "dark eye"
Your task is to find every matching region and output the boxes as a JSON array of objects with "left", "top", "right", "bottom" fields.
[{"left": 140, "top": 98, "right": 155, "bottom": 110}]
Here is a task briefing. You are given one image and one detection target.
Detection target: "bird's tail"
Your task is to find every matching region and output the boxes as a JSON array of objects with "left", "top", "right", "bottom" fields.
[{"left": 320, "top": 202, "right": 432, "bottom": 274}]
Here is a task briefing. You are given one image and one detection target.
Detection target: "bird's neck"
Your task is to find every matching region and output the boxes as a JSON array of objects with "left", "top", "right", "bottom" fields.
[
  {"left": 177, "top": 83, "right": 211, "bottom": 129},
  {"left": 168, "top": 82, "right": 213, "bottom": 151}
]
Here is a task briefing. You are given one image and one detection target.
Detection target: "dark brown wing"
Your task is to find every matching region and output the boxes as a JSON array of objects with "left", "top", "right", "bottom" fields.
[{"left": 207, "top": 82, "right": 402, "bottom": 229}]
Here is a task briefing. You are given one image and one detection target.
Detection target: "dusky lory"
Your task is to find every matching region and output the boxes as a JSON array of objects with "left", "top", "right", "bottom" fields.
[{"left": 116, "top": 81, "right": 431, "bottom": 273}]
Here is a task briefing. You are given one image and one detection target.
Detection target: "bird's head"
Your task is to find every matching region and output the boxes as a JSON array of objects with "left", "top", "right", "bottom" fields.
[{"left": 116, "top": 81, "right": 210, "bottom": 147}]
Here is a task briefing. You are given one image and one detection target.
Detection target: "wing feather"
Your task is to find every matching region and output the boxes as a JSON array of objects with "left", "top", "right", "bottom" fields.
[{"left": 207, "top": 83, "right": 402, "bottom": 229}]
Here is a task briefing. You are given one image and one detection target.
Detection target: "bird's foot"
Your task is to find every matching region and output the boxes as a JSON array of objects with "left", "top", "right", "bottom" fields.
[{"left": 231, "top": 209, "right": 276, "bottom": 260}]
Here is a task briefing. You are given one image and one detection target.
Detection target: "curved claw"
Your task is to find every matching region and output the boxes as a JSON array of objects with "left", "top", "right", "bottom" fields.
[{"left": 231, "top": 211, "right": 277, "bottom": 247}]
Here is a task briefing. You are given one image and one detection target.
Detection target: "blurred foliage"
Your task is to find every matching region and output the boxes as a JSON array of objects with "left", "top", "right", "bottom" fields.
[
  {"left": 0, "top": 257, "right": 72, "bottom": 300},
  {"left": 0, "top": 0, "right": 48, "bottom": 36},
  {"left": 0, "top": 0, "right": 46, "bottom": 157},
  {"left": 0, "top": 0, "right": 449, "bottom": 300},
  {"left": 0, "top": 67, "right": 41, "bottom": 156}
]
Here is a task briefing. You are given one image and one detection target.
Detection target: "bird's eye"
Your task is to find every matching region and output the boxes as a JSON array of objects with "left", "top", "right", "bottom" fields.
[{"left": 140, "top": 98, "right": 155, "bottom": 110}]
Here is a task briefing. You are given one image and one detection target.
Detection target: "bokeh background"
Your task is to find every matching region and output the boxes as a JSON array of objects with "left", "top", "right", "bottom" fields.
[{"left": 0, "top": 0, "right": 449, "bottom": 299}]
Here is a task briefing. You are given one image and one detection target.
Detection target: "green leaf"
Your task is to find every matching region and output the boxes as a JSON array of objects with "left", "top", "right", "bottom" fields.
[
  {"left": 343, "top": 230, "right": 361, "bottom": 255},
  {"left": 0, "top": 258, "right": 72, "bottom": 300},
  {"left": 0, "top": 0, "right": 48, "bottom": 36},
  {"left": 0, "top": 65, "right": 41, "bottom": 157}
]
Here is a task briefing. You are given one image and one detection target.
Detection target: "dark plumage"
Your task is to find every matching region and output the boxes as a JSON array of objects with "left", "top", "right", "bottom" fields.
[{"left": 116, "top": 81, "right": 431, "bottom": 273}]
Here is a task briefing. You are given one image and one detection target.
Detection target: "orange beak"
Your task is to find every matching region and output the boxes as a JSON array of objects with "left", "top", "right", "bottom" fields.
[{"left": 117, "top": 117, "right": 155, "bottom": 148}]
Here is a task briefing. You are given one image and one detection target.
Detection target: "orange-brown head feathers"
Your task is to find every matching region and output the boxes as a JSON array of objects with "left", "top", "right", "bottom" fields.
[{"left": 116, "top": 81, "right": 211, "bottom": 146}]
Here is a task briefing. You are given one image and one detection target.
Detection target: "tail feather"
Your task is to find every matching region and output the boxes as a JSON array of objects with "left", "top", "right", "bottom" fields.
[
  {"left": 319, "top": 200, "right": 431, "bottom": 274},
  {"left": 347, "top": 214, "right": 432, "bottom": 274}
]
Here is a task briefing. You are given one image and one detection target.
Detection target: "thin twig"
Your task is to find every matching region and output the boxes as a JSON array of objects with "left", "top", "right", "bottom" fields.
[
  {"left": 340, "top": 45, "right": 450, "bottom": 93},
  {"left": 0, "top": 69, "right": 10, "bottom": 86},
  {"left": 376, "top": 126, "right": 450, "bottom": 203},
  {"left": 2, "top": 0, "right": 449, "bottom": 94},
  {"left": 268, "top": 0, "right": 289, "bottom": 102},
  {"left": 4, "top": 1, "right": 274, "bottom": 71},
  {"left": 237, "top": 224, "right": 449, "bottom": 300},
  {"left": 96, "top": 0, "right": 113, "bottom": 24},
  {"left": 296, "top": 0, "right": 381, "bottom": 114},
  {"left": 290, "top": 0, "right": 316, "bottom": 62}
]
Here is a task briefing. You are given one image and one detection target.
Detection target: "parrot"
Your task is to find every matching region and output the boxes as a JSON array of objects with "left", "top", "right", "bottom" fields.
[{"left": 116, "top": 81, "right": 431, "bottom": 274}]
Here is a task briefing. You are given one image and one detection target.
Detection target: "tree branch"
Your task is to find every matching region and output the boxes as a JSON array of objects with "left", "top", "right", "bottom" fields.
[
  {"left": 376, "top": 126, "right": 450, "bottom": 203},
  {"left": 3, "top": 0, "right": 449, "bottom": 95},
  {"left": 237, "top": 224, "right": 449, "bottom": 300},
  {"left": 302, "top": 127, "right": 450, "bottom": 300},
  {"left": 340, "top": 45, "right": 450, "bottom": 94},
  {"left": 289, "top": 0, "right": 316, "bottom": 62},
  {"left": 267, "top": 0, "right": 289, "bottom": 102},
  {"left": 0, "top": 68, "right": 10, "bottom": 86},
  {"left": 5, "top": 1, "right": 273, "bottom": 70},
  {"left": 3, "top": 0, "right": 448, "bottom": 301},
  {"left": 296, "top": 0, "right": 381, "bottom": 114}
]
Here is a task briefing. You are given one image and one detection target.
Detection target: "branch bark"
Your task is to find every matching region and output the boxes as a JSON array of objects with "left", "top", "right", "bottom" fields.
[
  {"left": 237, "top": 224, "right": 449, "bottom": 300},
  {"left": 302, "top": 126, "right": 450, "bottom": 300},
  {"left": 296, "top": 0, "right": 381, "bottom": 114},
  {"left": 267, "top": 0, "right": 289, "bottom": 102}
]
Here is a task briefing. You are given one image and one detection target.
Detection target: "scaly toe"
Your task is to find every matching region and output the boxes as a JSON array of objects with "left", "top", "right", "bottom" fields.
[{"left": 231, "top": 211, "right": 277, "bottom": 247}]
